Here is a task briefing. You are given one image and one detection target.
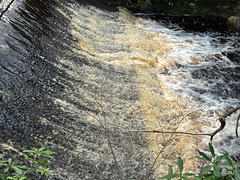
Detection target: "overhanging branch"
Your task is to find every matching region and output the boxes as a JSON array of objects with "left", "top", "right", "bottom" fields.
[{"left": 130, "top": 105, "right": 240, "bottom": 142}]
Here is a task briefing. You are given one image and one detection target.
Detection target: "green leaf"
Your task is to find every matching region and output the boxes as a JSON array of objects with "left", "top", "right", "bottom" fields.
[
  {"left": 204, "top": 177, "right": 217, "bottom": 180},
  {"left": 197, "top": 150, "right": 211, "bottom": 162},
  {"left": 37, "top": 169, "right": 45, "bottom": 175},
  {"left": 223, "top": 154, "right": 233, "bottom": 166},
  {"left": 37, "top": 159, "right": 47, "bottom": 166},
  {"left": 25, "top": 157, "right": 34, "bottom": 162},
  {"left": 193, "top": 176, "right": 202, "bottom": 180},
  {"left": 39, "top": 147, "right": 46, "bottom": 152},
  {"left": 0, "top": 90, "right": 9, "bottom": 96},
  {"left": 3, "top": 167, "right": 10, "bottom": 173},
  {"left": 23, "top": 150, "right": 35, "bottom": 153},
  {"left": 183, "top": 173, "right": 195, "bottom": 177},
  {"left": 235, "top": 172, "right": 240, "bottom": 180},
  {"left": 213, "top": 164, "right": 222, "bottom": 177},
  {"left": 46, "top": 170, "right": 52, "bottom": 175},
  {"left": 178, "top": 157, "right": 183, "bottom": 172},
  {"left": 159, "top": 167, "right": 178, "bottom": 180},
  {"left": 15, "top": 165, "right": 28, "bottom": 169},
  {"left": 215, "top": 155, "right": 224, "bottom": 163},
  {"left": 159, "top": 173, "right": 178, "bottom": 180},
  {"left": 168, "top": 166, "right": 173, "bottom": 175},
  {"left": 6, "top": 177, "right": 15, "bottom": 180},
  {"left": 0, "top": 173, "right": 6, "bottom": 180},
  {"left": 0, "top": 162, "right": 8, "bottom": 167},
  {"left": 13, "top": 162, "right": 23, "bottom": 165},
  {"left": 38, "top": 154, "right": 52, "bottom": 159},
  {"left": 209, "top": 143, "right": 215, "bottom": 158},
  {"left": 19, "top": 176, "right": 27, "bottom": 180},
  {"left": 224, "top": 176, "right": 233, "bottom": 180},
  {"left": 30, "top": 147, "right": 38, "bottom": 152},
  {"left": 218, "top": 162, "right": 232, "bottom": 167},
  {"left": 7, "top": 159, "right": 12, "bottom": 164},
  {"left": 41, "top": 150, "right": 56, "bottom": 155},
  {"left": 236, "top": 162, "right": 240, "bottom": 168},
  {"left": 0, "top": 155, "right": 5, "bottom": 159},
  {"left": 12, "top": 166, "right": 23, "bottom": 174},
  {"left": 200, "top": 165, "right": 212, "bottom": 175}
]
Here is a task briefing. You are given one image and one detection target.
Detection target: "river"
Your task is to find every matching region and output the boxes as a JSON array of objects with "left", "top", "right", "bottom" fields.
[{"left": 0, "top": 0, "right": 239, "bottom": 179}]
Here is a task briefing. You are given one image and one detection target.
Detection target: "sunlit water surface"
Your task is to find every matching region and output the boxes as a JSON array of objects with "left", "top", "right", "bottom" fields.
[{"left": 0, "top": 0, "right": 239, "bottom": 179}]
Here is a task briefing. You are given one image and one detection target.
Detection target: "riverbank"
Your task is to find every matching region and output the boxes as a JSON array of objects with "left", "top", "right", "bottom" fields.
[{"left": 105, "top": 0, "right": 240, "bottom": 31}]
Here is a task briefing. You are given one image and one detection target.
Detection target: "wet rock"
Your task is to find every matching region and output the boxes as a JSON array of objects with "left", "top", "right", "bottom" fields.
[{"left": 228, "top": 16, "right": 240, "bottom": 29}]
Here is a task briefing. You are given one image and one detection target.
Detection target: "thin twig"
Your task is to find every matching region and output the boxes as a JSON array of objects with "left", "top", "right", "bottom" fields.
[
  {"left": 220, "top": 105, "right": 240, "bottom": 119},
  {"left": 209, "top": 105, "right": 240, "bottom": 141},
  {"left": 0, "top": 0, "right": 15, "bottom": 20},
  {"left": 100, "top": 102, "right": 123, "bottom": 180},
  {"left": 85, "top": 111, "right": 106, "bottom": 131},
  {"left": 130, "top": 130, "right": 211, "bottom": 136},
  {"left": 209, "top": 117, "right": 225, "bottom": 142},
  {"left": 143, "top": 103, "right": 196, "bottom": 179},
  {"left": 87, "top": 82, "right": 123, "bottom": 180},
  {"left": 133, "top": 105, "right": 240, "bottom": 143},
  {"left": 236, "top": 113, "right": 240, "bottom": 138}
]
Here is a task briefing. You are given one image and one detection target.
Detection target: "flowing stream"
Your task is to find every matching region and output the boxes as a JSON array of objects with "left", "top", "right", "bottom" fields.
[{"left": 0, "top": 0, "right": 240, "bottom": 179}]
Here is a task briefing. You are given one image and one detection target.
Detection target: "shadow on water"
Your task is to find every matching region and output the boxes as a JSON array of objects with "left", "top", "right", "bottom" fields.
[
  {"left": 1, "top": 0, "right": 61, "bottom": 144},
  {"left": 0, "top": 0, "right": 102, "bottom": 177},
  {"left": 1, "top": 0, "right": 154, "bottom": 179},
  {"left": 0, "top": 0, "right": 107, "bottom": 144},
  {"left": 0, "top": 0, "right": 92, "bottom": 157}
]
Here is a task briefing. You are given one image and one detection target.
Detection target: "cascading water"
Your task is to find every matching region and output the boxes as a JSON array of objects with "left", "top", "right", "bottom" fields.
[{"left": 0, "top": 0, "right": 239, "bottom": 179}]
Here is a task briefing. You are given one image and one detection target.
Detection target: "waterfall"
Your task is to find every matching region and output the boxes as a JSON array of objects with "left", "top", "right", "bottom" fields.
[{"left": 0, "top": 0, "right": 239, "bottom": 179}]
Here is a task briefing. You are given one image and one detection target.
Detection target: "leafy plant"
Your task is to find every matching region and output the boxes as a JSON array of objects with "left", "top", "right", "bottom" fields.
[
  {"left": 159, "top": 157, "right": 195, "bottom": 180},
  {"left": 0, "top": 90, "right": 9, "bottom": 105},
  {"left": 160, "top": 143, "right": 240, "bottom": 180},
  {"left": 0, "top": 146, "right": 56, "bottom": 180},
  {"left": 0, "top": 91, "right": 9, "bottom": 96}
]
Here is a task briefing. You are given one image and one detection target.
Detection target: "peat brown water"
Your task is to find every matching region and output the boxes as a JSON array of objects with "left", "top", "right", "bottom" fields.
[{"left": 0, "top": 0, "right": 240, "bottom": 179}]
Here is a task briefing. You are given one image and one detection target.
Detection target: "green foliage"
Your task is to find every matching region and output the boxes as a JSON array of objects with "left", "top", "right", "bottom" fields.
[
  {"left": 136, "top": 0, "right": 151, "bottom": 9},
  {"left": 0, "top": 90, "right": 9, "bottom": 105},
  {"left": 0, "top": 147, "right": 56, "bottom": 180},
  {"left": 0, "top": 91, "right": 9, "bottom": 96},
  {"left": 160, "top": 143, "right": 240, "bottom": 180},
  {"left": 159, "top": 157, "right": 195, "bottom": 180}
]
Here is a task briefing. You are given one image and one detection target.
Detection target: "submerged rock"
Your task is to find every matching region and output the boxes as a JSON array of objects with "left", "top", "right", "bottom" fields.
[{"left": 228, "top": 16, "right": 240, "bottom": 29}]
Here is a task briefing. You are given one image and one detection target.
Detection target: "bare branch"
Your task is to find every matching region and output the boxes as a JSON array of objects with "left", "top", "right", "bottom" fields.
[
  {"left": 220, "top": 105, "right": 240, "bottom": 119},
  {"left": 236, "top": 113, "right": 240, "bottom": 138},
  {"left": 129, "top": 130, "right": 211, "bottom": 136},
  {"left": 143, "top": 103, "right": 196, "bottom": 179},
  {"left": 209, "top": 117, "right": 225, "bottom": 142},
  {"left": 87, "top": 83, "right": 123, "bottom": 180},
  {"left": 0, "top": 0, "right": 15, "bottom": 20},
  {"left": 209, "top": 105, "right": 240, "bottom": 141},
  {"left": 131, "top": 105, "right": 240, "bottom": 144}
]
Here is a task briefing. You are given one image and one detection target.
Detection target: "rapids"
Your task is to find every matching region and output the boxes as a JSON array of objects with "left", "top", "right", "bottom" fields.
[{"left": 0, "top": 0, "right": 239, "bottom": 179}]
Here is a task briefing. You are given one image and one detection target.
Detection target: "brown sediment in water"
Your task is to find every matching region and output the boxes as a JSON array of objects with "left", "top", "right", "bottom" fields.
[
  {"left": 110, "top": 9, "right": 210, "bottom": 177},
  {"left": 57, "top": 4, "right": 209, "bottom": 178}
]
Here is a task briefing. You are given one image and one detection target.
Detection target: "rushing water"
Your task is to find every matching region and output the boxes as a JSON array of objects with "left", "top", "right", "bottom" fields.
[
  {"left": 136, "top": 17, "right": 240, "bottom": 159},
  {"left": 0, "top": 0, "right": 240, "bottom": 179}
]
